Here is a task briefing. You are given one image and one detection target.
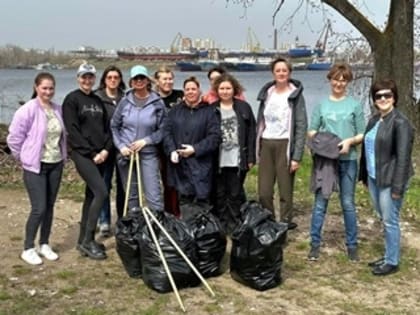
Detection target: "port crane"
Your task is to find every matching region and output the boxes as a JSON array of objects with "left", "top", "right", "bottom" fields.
[
  {"left": 314, "top": 19, "right": 332, "bottom": 56},
  {"left": 246, "top": 27, "right": 261, "bottom": 53}
]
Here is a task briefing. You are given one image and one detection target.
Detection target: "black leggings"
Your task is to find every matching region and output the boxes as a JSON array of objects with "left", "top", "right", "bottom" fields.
[{"left": 71, "top": 151, "right": 107, "bottom": 244}]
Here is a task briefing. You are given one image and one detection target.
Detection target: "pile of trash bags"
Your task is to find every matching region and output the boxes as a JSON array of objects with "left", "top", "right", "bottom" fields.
[{"left": 115, "top": 208, "right": 227, "bottom": 292}]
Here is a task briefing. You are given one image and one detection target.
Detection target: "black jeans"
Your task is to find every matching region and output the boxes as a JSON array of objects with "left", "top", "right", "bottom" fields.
[
  {"left": 215, "top": 167, "right": 247, "bottom": 234},
  {"left": 23, "top": 161, "right": 64, "bottom": 249},
  {"left": 71, "top": 151, "right": 107, "bottom": 244}
]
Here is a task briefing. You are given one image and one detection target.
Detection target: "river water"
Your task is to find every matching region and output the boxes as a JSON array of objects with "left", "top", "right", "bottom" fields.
[{"left": 0, "top": 69, "right": 370, "bottom": 124}]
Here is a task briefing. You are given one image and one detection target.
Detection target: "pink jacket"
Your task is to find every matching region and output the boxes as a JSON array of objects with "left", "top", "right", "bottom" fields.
[{"left": 7, "top": 98, "right": 67, "bottom": 173}]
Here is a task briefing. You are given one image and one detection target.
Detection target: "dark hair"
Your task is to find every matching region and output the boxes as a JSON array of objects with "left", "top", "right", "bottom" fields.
[
  {"left": 370, "top": 78, "right": 398, "bottom": 107},
  {"left": 213, "top": 73, "right": 244, "bottom": 97},
  {"left": 31, "top": 72, "right": 55, "bottom": 99},
  {"left": 327, "top": 63, "right": 353, "bottom": 82},
  {"left": 207, "top": 66, "right": 226, "bottom": 79},
  {"left": 98, "top": 65, "right": 126, "bottom": 90},
  {"left": 183, "top": 76, "right": 200, "bottom": 88},
  {"left": 270, "top": 57, "right": 292, "bottom": 73}
]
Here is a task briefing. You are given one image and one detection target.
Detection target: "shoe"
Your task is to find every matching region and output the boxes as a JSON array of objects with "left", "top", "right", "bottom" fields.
[
  {"left": 372, "top": 263, "right": 399, "bottom": 276},
  {"left": 78, "top": 241, "right": 107, "bottom": 260},
  {"left": 287, "top": 222, "right": 298, "bottom": 230},
  {"left": 347, "top": 247, "right": 359, "bottom": 262},
  {"left": 368, "top": 257, "right": 385, "bottom": 268},
  {"left": 77, "top": 241, "right": 106, "bottom": 256},
  {"left": 99, "top": 223, "right": 111, "bottom": 238},
  {"left": 21, "top": 248, "right": 43, "bottom": 265},
  {"left": 308, "top": 246, "right": 320, "bottom": 261},
  {"left": 38, "top": 244, "right": 59, "bottom": 261}
]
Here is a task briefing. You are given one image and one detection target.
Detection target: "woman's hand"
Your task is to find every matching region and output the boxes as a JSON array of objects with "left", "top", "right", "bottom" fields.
[
  {"left": 120, "top": 146, "right": 133, "bottom": 157},
  {"left": 130, "top": 139, "right": 147, "bottom": 152},
  {"left": 93, "top": 153, "right": 104, "bottom": 164},
  {"left": 177, "top": 144, "right": 195, "bottom": 158},
  {"left": 290, "top": 160, "right": 300, "bottom": 173},
  {"left": 170, "top": 151, "right": 180, "bottom": 163},
  {"left": 338, "top": 138, "right": 353, "bottom": 155}
]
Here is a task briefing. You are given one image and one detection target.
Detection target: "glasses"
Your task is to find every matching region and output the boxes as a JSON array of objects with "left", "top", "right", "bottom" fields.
[
  {"left": 133, "top": 75, "right": 147, "bottom": 81},
  {"left": 374, "top": 93, "right": 393, "bottom": 101},
  {"left": 106, "top": 75, "right": 120, "bottom": 80}
]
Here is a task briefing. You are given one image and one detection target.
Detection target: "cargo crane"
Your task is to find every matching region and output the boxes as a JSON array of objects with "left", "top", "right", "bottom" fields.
[
  {"left": 314, "top": 19, "right": 332, "bottom": 57},
  {"left": 170, "top": 32, "right": 183, "bottom": 53},
  {"left": 246, "top": 27, "right": 261, "bottom": 53}
]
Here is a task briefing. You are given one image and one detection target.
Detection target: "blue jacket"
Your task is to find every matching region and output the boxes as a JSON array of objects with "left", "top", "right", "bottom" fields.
[
  {"left": 111, "top": 90, "right": 165, "bottom": 154},
  {"left": 163, "top": 101, "right": 221, "bottom": 199}
]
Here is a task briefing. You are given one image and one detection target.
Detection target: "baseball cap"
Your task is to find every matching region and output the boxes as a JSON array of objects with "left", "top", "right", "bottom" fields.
[
  {"left": 130, "top": 65, "right": 150, "bottom": 80},
  {"left": 77, "top": 63, "right": 96, "bottom": 77}
]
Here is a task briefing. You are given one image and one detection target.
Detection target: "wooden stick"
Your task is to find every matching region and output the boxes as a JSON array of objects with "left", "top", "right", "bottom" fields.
[
  {"left": 143, "top": 207, "right": 216, "bottom": 297},
  {"left": 135, "top": 153, "right": 186, "bottom": 312},
  {"left": 122, "top": 154, "right": 134, "bottom": 217},
  {"left": 134, "top": 153, "right": 144, "bottom": 208}
]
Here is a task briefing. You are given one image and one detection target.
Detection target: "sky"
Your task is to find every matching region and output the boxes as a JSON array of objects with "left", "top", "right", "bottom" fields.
[{"left": 0, "top": 0, "right": 389, "bottom": 52}]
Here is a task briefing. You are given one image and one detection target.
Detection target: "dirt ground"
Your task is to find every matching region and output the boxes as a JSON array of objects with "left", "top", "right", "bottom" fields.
[{"left": 1, "top": 187, "right": 420, "bottom": 315}]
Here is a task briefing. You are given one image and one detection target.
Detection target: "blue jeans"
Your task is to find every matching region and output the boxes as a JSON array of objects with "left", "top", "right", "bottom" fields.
[
  {"left": 367, "top": 176, "right": 405, "bottom": 266},
  {"left": 310, "top": 159, "right": 358, "bottom": 248},
  {"left": 98, "top": 159, "right": 113, "bottom": 225}
]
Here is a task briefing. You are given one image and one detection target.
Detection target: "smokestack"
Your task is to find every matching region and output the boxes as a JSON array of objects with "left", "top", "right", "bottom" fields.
[{"left": 273, "top": 28, "right": 278, "bottom": 50}]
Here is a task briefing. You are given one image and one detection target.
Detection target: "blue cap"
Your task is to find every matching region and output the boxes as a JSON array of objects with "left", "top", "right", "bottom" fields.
[{"left": 130, "top": 65, "right": 150, "bottom": 80}]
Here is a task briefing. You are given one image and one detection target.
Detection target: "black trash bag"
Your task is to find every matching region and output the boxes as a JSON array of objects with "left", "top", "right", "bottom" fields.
[
  {"left": 140, "top": 211, "right": 200, "bottom": 293},
  {"left": 186, "top": 211, "right": 227, "bottom": 278},
  {"left": 115, "top": 207, "right": 145, "bottom": 278},
  {"left": 230, "top": 201, "right": 288, "bottom": 291}
]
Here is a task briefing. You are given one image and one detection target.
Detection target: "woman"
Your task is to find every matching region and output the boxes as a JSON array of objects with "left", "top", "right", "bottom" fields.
[
  {"left": 211, "top": 74, "right": 256, "bottom": 233},
  {"left": 359, "top": 79, "right": 414, "bottom": 276},
  {"left": 202, "top": 66, "right": 245, "bottom": 104},
  {"left": 95, "top": 65, "right": 126, "bottom": 237},
  {"left": 7, "top": 72, "right": 67, "bottom": 265},
  {"left": 63, "top": 63, "right": 112, "bottom": 260},
  {"left": 163, "top": 76, "right": 221, "bottom": 220},
  {"left": 256, "top": 57, "right": 307, "bottom": 229},
  {"left": 154, "top": 66, "right": 183, "bottom": 216},
  {"left": 154, "top": 66, "right": 184, "bottom": 109},
  {"left": 307, "top": 63, "right": 365, "bottom": 261},
  {"left": 111, "top": 65, "right": 165, "bottom": 213}
]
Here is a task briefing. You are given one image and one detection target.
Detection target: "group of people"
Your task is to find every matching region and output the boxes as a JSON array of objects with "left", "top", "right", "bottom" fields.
[{"left": 7, "top": 58, "right": 414, "bottom": 277}]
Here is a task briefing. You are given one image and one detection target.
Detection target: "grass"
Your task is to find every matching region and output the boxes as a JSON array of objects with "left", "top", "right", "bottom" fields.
[{"left": 1, "top": 143, "right": 420, "bottom": 314}]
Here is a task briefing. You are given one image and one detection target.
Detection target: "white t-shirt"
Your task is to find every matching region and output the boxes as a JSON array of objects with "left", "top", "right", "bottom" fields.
[{"left": 262, "top": 90, "right": 292, "bottom": 139}]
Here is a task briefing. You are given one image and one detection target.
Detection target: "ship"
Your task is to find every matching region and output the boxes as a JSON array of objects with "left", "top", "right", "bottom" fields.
[
  {"left": 175, "top": 61, "right": 202, "bottom": 71},
  {"left": 117, "top": 50, "right": 198, "bottom": 61},
  {"left": 306, "top": 57, "right": 332, "bottom": 71}
]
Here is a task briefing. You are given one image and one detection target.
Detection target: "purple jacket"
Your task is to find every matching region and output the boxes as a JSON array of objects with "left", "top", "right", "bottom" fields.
[{"left": 7, "top": 98, "right": 67, "bottom": 173}]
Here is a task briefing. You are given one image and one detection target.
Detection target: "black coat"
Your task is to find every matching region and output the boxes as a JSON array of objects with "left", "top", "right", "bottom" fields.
[
  {"left": 212, "top": 99, "right": 257, "bottom": 170},
  {"left": 163, "top": 101, "right": 221, "bottom": 199},
  {"left": 359, "top": 109, "right": 414, "bottom": 195}
]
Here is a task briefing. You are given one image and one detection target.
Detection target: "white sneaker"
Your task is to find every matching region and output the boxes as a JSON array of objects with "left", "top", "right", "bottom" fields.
[
  {"left": 99, "top": 223, "right": 111, "bottom": 237},
  {"left": 21, "top": 248, "right": 43, "bottom": 265},
  {"left": 38, "top": 244, "right": 59, "bottom": 261}
]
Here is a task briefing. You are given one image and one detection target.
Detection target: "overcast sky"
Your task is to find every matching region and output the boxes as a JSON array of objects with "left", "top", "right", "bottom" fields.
[{"left": 0, "top": 0, "right": 389, "bottom": 51}]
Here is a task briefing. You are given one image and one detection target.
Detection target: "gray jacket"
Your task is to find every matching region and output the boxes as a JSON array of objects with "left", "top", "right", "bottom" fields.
[
  {"left": 256, "top": 78, "right": 308, "bottom": 164},
  {"left": 307, "top": 132, "right": 342, "bottom": 199}
]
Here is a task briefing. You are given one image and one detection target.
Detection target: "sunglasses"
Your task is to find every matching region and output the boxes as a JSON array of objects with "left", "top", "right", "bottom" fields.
[
  {"left": 374, "top": 93, "right": 393, "bottom": 101},
  {"left": 106, "top": 75, "right": 120, "bottom": 80},
  {"left": 133, "top": 75, "right": 147, "bottom": 81}
]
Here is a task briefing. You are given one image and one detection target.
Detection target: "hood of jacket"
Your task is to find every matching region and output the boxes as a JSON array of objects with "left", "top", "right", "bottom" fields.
[
  {"left": 123, "top": 89, "right": 162, "bottom": 108},
  {"left": 257, "top": 78, "right": 304, "bottom": 103}
]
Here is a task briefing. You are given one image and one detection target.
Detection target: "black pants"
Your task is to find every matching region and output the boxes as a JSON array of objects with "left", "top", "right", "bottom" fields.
[
  {"left": 71, "top": 151, "right": 107, "bottom": 244},
  {"left": 23, "top": 161, "right": 64, "bottom": 249},
  {"left": 215, "top": 167, "right": 247, "bottom": 234}
]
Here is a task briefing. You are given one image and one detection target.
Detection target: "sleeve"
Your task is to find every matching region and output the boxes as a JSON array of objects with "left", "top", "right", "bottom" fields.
[
  {"left": 6, "top": 107, "right": 30, "bottom": 161},
  {"left": 292, "top": 94, "right": 308, "bottom": 161},
  {"left": 110, "top": 99, "right": 126, "bottom": 151},
  {"left": 245, "top": 103, "right": 257, "bottom": 164},
  {"left": 193, "top": 107, "right": 222, "bottom": 158},
  {"left": 162, "top": 110, "right": 177, "bottom": 156},
  {"left": 392, "top": 119, "right": 414, "bottom": 195},
  {"left": 308, "top": 102, "right": 321, "bottom": 132},
  {"left": 144, "top": 101, "right": 167, "bottom": 145},
  {"left": 62, "top": 93, "right": 95, "bottom": 157},
  {"left": 354, "top": 101, "right": 366, "bottom": 135}
]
